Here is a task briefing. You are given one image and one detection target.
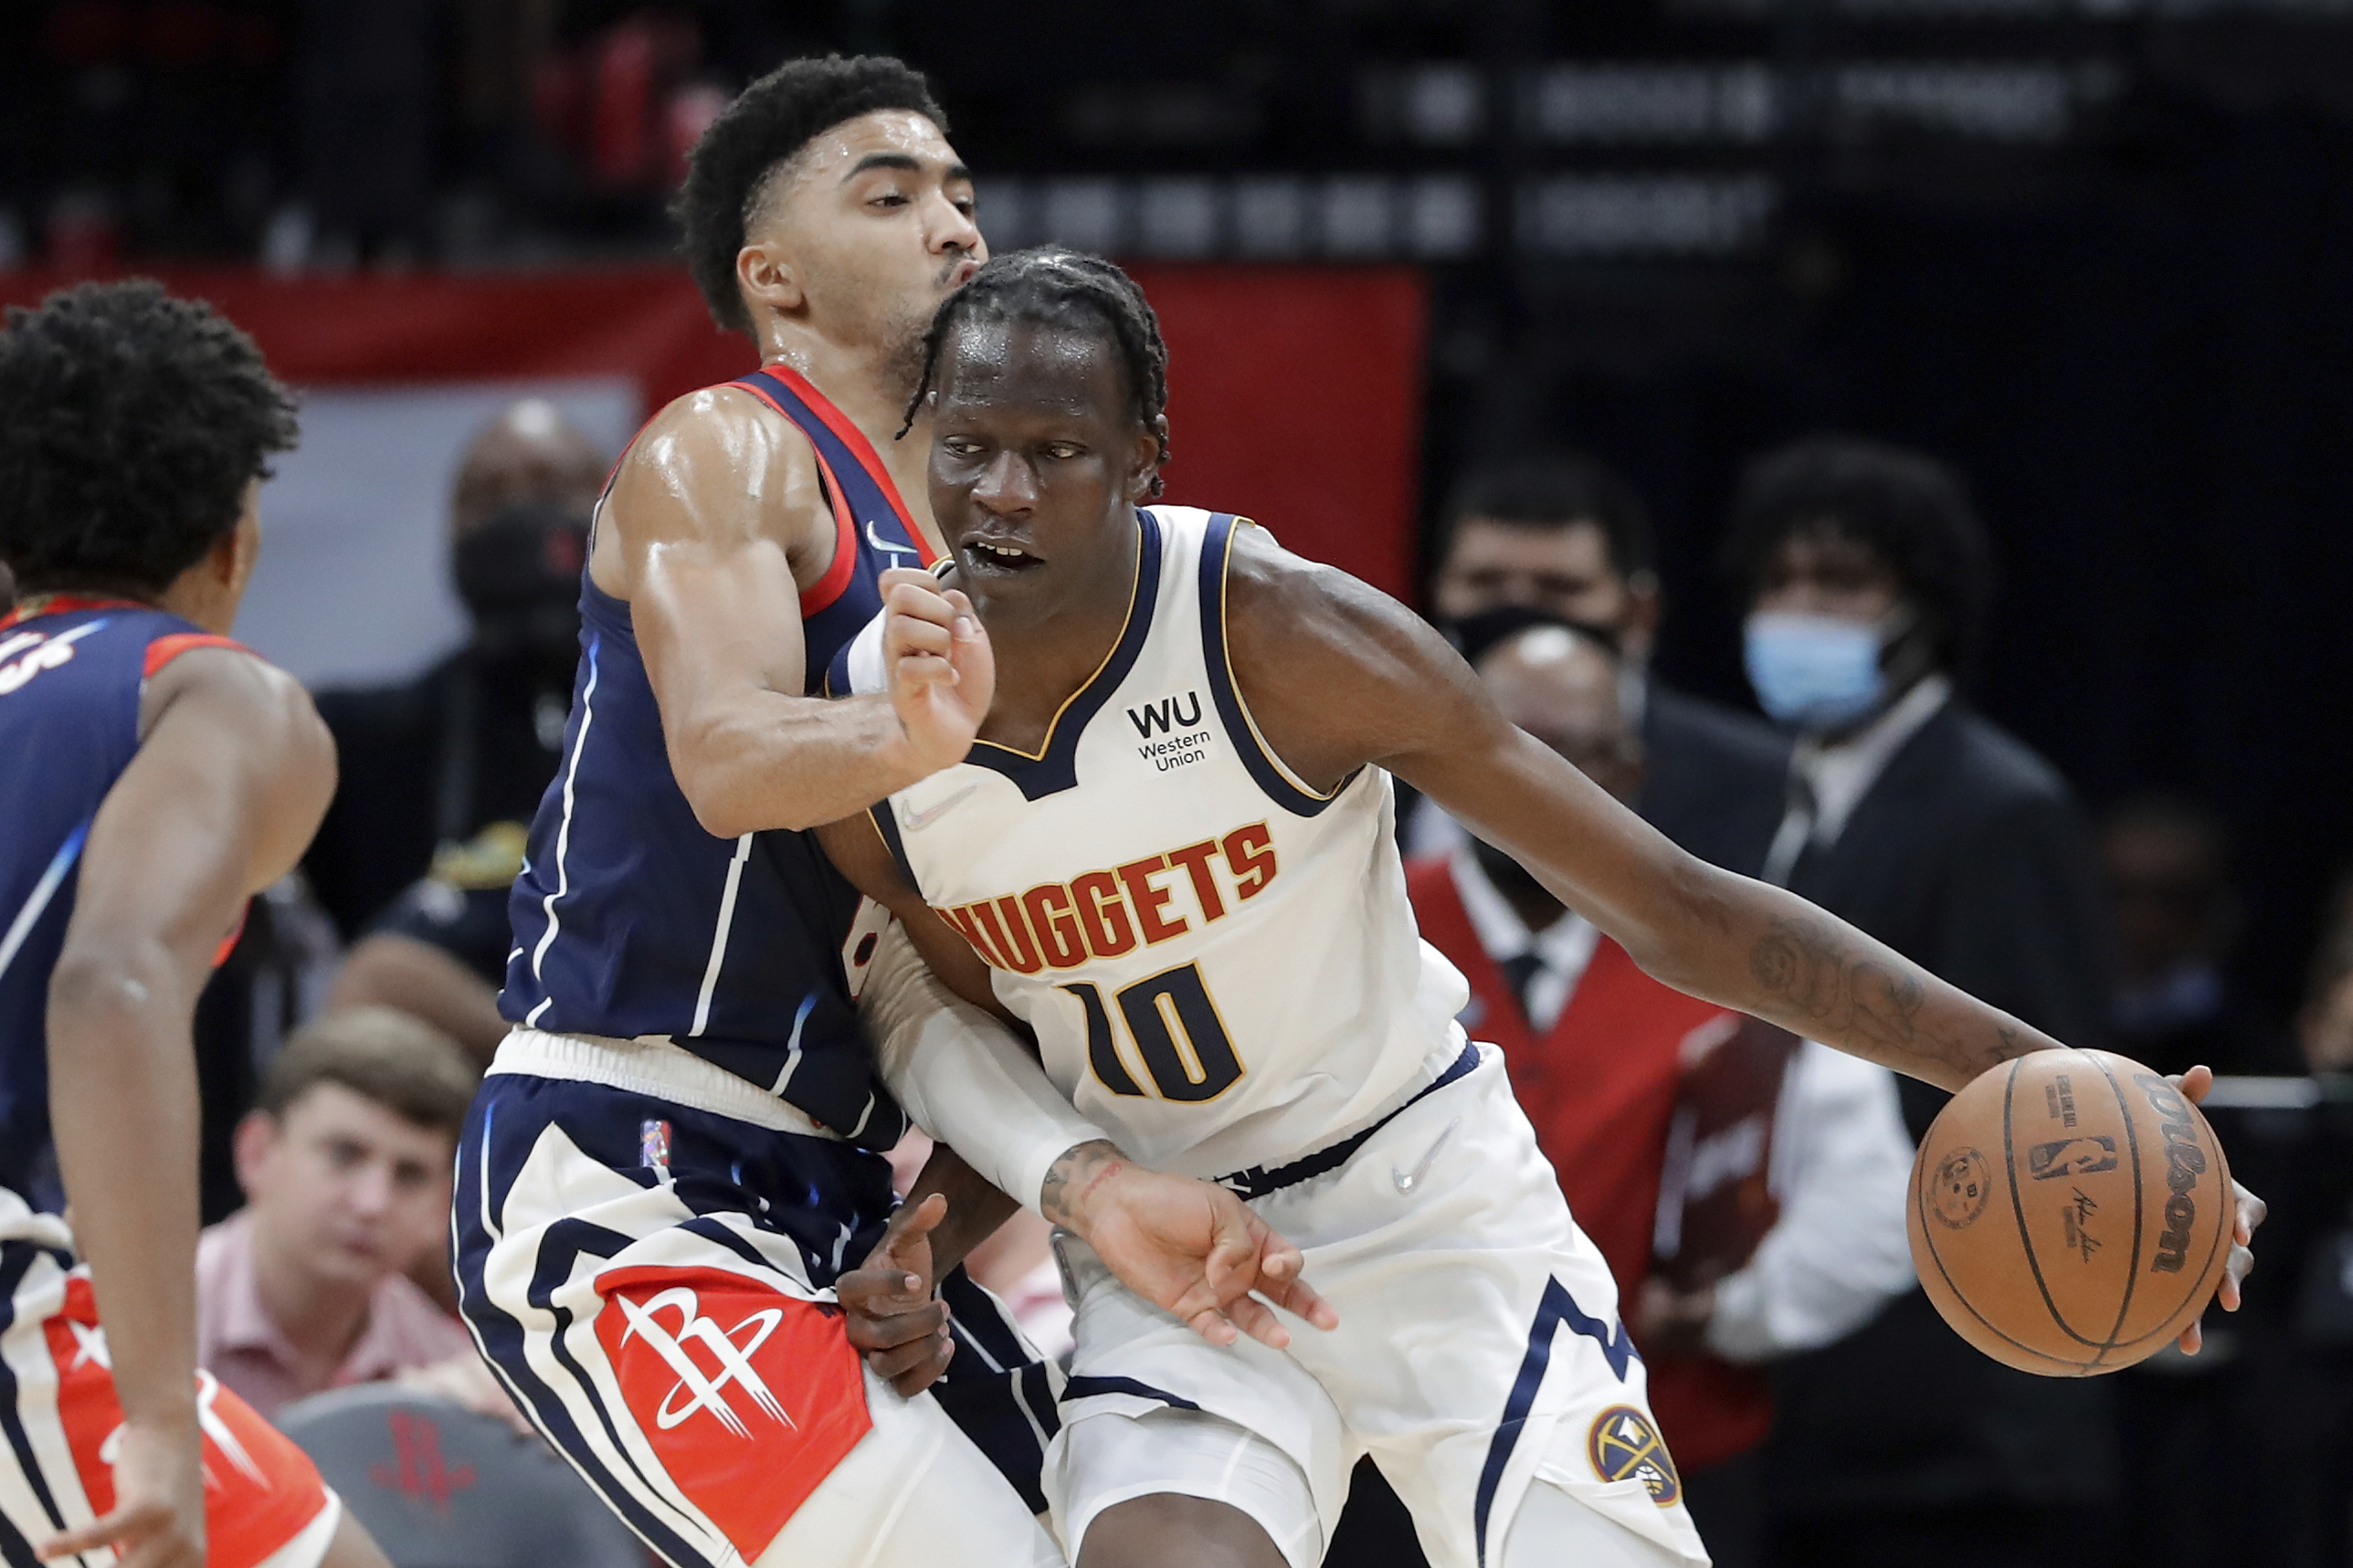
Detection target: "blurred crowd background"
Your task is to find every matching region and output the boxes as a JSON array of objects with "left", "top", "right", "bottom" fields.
[{"left": 5, "top": 1, "right": 2353, "bottom": 1565}]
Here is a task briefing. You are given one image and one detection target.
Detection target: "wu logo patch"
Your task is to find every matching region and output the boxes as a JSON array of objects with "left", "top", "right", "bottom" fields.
[
  {"left": 1588, "top": 1405, "right": 1681, "bottom": 1506},
  {"left": 1127, "top": 690, "right": 1203, "bottom": 737}
]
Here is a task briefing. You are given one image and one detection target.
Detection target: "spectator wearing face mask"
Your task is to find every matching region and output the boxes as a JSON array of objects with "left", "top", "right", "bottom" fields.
[
  {"left": 307, "top": 400, "right": 607, "bottom": 1059},
  {"left": 1723, "top": 435, "right": 2119, "bottom": 1568},
  {"left": 1416, "top": 452, "right": 1790, "bottom": 876}
]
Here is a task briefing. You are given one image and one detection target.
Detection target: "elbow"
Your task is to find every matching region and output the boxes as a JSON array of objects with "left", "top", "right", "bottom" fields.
[
  {"left": 668, "top": 719, "right": 828, "bottom": 838},
  {"left": 47, "top": 940, "right": 173, "bottom": 1038},
  {"left": 1619, "top": 851, "right": 1742, "bottom": 993}
]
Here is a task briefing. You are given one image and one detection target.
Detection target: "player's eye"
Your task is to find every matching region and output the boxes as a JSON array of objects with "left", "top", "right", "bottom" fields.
[
  {"left": 1043, "top": 442, "right": 1084, "bottom": 460},
  {"left": 943, "top": 437, "right": 984, "bottom": 458}
]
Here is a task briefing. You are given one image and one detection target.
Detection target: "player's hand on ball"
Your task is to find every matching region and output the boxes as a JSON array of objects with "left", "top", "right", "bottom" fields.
[
  {"left": 838, "top": 1191, "right": 956, "bottom": 1396},
  {"left": 37, "top": 1413, "right": 205, "bottom": 1568},
  {"left": 881, "top": 567, "right": 994, "bottom": 773},
  {"left": 2170, "top": 1065, "right": 2266, "bottom": 1356},
  {"left": 1059, "top": 1152, "right": 1338, "bottom": 1350}
]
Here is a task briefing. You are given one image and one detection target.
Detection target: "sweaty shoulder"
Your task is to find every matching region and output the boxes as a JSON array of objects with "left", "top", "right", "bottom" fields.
[
  {"left": 1219, "top": 521, "right": 1490, "bottom": 793},
  {"left": 596, "top": 382, "right": 833, "bottom": 599}
]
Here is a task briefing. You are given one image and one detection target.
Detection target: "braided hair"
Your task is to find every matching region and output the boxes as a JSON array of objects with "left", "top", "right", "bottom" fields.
[{"left": 902, "top": 247, "right": 1172, "bottom": 496}]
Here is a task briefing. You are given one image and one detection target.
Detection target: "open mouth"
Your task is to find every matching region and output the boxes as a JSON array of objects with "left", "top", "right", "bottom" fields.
[{"left": 961, "top": 538, "right": 1043, "bottom": 576}]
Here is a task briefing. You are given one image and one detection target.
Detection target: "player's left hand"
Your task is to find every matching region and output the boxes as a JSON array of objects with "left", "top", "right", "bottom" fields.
[
  {"left": 2169, "top": 1064, "right": 2265, "bottom": 1356},
  {"left": 37, "top": 1413, "right": 206, "bottom": 1568},
  {"left": 837, "top": 1191, "right": 956, "bottom": 1396},
  {"left": 881, "top": 567, "right": 994, "bottom": 774}
]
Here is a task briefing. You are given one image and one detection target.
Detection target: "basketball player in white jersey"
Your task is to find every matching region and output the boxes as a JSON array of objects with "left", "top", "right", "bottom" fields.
[{"left": 819, "top": 249, "right": 2264, "bottom": 1568}]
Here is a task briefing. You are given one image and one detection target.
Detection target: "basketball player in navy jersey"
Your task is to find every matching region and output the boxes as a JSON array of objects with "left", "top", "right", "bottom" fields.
[
  {"left": 0, "top": 282, "right": 391, "bottom": 1568},
  {"left": 454, "top": 57, "right": 1328, "bottom": 1568},
  {"left": 821, "top": 250, "right": 2265, "bottom": 1568}
]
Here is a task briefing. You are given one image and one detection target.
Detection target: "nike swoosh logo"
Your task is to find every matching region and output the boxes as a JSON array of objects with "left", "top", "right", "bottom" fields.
[
  {"left": 868, "top": 520, "right": 918, "bottom": 558},
  {"left": 1392, "top": 1116, "right": 1461, "bottom": 1194},
  {"left": 903, "top": 784, "right": 979, "bottom": 831}
]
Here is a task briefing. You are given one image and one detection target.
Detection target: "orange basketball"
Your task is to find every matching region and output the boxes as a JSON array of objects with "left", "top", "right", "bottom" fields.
[{"left": 1906, "top": 1048, "right": 2234, "bottom": 1376}]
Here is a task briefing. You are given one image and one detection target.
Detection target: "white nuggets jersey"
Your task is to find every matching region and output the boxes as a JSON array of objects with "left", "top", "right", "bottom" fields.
[{"left": 848, "top": 507, "right": 1471, "bottom": 1178}]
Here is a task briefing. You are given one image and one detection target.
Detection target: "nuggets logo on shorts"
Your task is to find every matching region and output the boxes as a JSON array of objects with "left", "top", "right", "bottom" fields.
[{"left": 1588, "top": 1405, "right": 1681, "bottom": 1506}]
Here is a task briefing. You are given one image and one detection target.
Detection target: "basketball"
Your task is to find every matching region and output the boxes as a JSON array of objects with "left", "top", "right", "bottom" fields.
[{"left": 1906, "top": 1048, "right": 2234, "bottom": 1376}]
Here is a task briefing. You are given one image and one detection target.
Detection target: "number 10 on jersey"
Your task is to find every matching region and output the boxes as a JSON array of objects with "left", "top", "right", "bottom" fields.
[{"left": 1060, "top": 963, "right": 1245, "bottom": 1101}]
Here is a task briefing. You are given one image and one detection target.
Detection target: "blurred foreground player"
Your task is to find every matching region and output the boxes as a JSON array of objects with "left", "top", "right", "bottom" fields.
[
  {"left": 454, "top": 56, "right": 1324, "bottom": 1568},
  {"left": 0, "top": 281, "right": 388, "bottom": 1567},
  {"left": 822, "top": 248, "right": 2256, "bottom": 1568}
]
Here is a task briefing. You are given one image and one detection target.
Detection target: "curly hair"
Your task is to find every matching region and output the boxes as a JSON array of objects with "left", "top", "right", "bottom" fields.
[
  {"left": 674, "top": 54, "right": 947, "bottom": 337},
  {"left": 0, "top": 279, "right": 298, "bottom": 596},
  {"left": 1719, "top": 434, "right": 1995, "bottom": 675},
  {"left": 902, "top": 247, "right": 1172, "bottom": 496}
]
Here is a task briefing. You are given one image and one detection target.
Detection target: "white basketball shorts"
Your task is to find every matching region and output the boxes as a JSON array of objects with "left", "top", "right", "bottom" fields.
[{"left": 1044, "top": 1042, "right": 1712, "bottom": 1568}]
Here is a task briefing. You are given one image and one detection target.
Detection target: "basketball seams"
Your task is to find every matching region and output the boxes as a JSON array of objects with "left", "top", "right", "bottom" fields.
[
  {"left": 2080, "top": 1051, "right": 2145, "bottom": 1364},
  {"left": 2000, "top": 1056, "right": 2104, "bottom": 1353},
  {"left": 1913, "top": 1113, "right": 2089, "bottom": 1375}
]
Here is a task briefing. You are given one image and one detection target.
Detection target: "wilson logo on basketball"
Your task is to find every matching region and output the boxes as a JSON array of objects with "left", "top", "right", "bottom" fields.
[{"left": 2135, "top": 1073, "right": 2207, "bottom": 1275}]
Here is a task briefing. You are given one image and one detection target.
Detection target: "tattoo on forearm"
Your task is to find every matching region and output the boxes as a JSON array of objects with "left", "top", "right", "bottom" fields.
[
  {"left": 1040, "top": 1140, "right": 1124, "bottom": 1229},
  {"left": 1748, "top": 914, "right": 1935, "bottom": 1059}
]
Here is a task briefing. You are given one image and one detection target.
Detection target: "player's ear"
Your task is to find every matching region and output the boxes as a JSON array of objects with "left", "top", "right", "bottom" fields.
[
  {"left": 1125, "top": 416, "right": 1169, "bottom": 502},
  {"left": 737, "top": 239, "right": 806, "bottom": 318}
]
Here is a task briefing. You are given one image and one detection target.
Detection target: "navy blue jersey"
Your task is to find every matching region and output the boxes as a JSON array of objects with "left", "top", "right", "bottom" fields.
[
  {"left": 501, "top": 366, "right": 934, "bottom": 1148},
  {"left": 0, "top": 596, "right": 247, "bottom": 1201}
]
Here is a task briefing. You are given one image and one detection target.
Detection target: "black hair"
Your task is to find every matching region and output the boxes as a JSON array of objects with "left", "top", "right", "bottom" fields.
[
  {"left": 0, "top": 279, "right": 298, "bottom": 596},
  {"left": 674, "top": 54, "right": 947, "bottom": 336},
  {"left": 1438, "top": 451, "right": 1655, "bottom": 580},
  {"left": 1720, "top": 434, "right": 1995, "bottom": 675},
  {"left": 903, "top": 247, "right": 1172, "bottom": 496}
]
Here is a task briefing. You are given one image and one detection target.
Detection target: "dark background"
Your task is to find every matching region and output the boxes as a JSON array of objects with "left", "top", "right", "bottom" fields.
[{"left": 4, "top": 0, "right": 2351, "bottom": 1020}]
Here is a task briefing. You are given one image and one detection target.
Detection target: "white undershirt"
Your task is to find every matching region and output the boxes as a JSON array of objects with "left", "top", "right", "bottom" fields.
[{"left": 1446, "top": 842, "right": 1600, "bottom": 1032}]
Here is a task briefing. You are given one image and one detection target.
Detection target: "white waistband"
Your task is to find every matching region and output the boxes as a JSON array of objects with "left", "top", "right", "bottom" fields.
[
  {"left": 0, "top": 1189, "right": 73, "bottom": 1252},
  {"left": 489, "top": 1028, "right": 841, "bottom": 1141}
]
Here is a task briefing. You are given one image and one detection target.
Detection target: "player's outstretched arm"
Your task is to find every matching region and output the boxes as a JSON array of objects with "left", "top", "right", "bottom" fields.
[
  {"left": 1220, "top": 525, "right": 2260, "bottom": 1333},
  {"left": 610, "top": 393, "right": 992, "bottom": 837},
  {"left": 819, "top": 808, "right": 1337, "bottom": 1352},
  {"left": 40, "top": 647, "right": 333, "bottom": 1567}
]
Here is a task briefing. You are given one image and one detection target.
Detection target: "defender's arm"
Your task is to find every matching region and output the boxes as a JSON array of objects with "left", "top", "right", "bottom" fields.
[
  {"left": 611, "top": 391, "right": 988, "bottom": 837},
  {"left": 43, "top": 647, "right": 333, "bottom": 1558}
]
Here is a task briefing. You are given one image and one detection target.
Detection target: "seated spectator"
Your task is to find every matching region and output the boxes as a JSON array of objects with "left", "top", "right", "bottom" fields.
[
  {"left": 1419, "top": 451, "right": 1788, "bottom": 875},
  {"left": 198, "top": 1006, "right": 480, "bottom": 1420},
  {"left": 2100, "top": 791, "right": 2295, "bottom": 1078},
  {"left": 312, "top": 399, "right": 607, "bottom": 1059},
  {"left": 1402, "top": 616, "right": 1914, "bottom": 1568}
]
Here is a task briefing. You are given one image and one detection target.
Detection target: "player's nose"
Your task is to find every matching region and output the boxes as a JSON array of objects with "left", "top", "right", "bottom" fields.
[{"left": 972, "top": 450, "right": 1037, "bottom": 514}]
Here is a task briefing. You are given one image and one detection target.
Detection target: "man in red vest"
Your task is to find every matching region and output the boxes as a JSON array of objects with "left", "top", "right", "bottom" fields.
[{"left": 1405, "top": 612, "right": 1915, "bottom": 1568}]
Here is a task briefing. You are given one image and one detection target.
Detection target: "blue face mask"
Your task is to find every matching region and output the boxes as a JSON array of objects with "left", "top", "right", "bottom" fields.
[{"left": 1744, "top": 611, "right": 1887, "bottom": 728}]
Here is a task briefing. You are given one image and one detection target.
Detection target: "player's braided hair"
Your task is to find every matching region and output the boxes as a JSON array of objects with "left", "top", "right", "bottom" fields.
[
  {"left": 674, "top": 54, "right": 947, "bottom": 337},
  {"left": 0, "top": 279, "right": 298, "bottom": 596},
  {"left": 902, "top": 247, "right": 1172, "bottom": 496}
]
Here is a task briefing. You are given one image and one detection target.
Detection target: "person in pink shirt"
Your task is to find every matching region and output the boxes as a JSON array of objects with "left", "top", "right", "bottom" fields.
[{"left": 198, "top": 1006, "right": 480, "bottom": 1418}]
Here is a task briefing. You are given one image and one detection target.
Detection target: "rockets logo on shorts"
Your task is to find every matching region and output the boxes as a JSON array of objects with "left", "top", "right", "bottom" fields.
[
  {"left": 1587, "top": 1405, "right": 1681, "bottom": 1507},
  {"left": 592, "top": 1265, "right": 871, "bottom": 1557},
  {"left": 38, "top": 1274, "right": 326, "bottom": 1563}
]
